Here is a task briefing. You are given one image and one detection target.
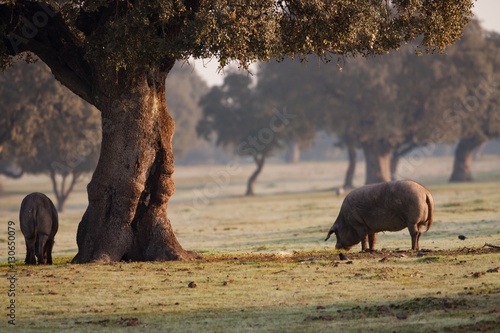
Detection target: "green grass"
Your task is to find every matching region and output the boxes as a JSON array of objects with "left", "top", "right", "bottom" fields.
[{"left": 1, "top": 156, "right": 499, "bottom": 332}]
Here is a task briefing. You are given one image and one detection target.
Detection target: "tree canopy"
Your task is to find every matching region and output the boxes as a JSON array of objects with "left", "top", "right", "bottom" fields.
[{"left": 1, "top": 1, "right": 473, "bottom": 97}]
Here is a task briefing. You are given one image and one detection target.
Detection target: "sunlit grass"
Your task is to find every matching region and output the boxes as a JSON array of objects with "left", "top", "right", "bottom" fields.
[
  {"left": 1, "top": 251, "right": 499, "bottom": 332},
  {"left": 0, "top": 157, "right": 499, "bottom": 331}
]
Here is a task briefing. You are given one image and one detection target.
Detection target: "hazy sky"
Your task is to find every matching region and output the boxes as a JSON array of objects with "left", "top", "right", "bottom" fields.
[{"left": 193, "top": 0, "right": 500, "bottom": 87}]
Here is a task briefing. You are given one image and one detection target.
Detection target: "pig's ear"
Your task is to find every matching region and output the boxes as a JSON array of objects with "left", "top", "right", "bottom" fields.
[{"left": 325, "top": 225, "right": 337, "bottom": 241}]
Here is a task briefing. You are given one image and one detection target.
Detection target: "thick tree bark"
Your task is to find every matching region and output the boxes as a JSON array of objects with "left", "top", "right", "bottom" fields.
[
  {"left": 361, "top": 141, "right": 392, "bottom": 185},
  {"left": 343, "top": 140, "right": 357, "bottom": 189},
  {"left": 73, "top": 68, "right": 200, "bottom": 263},
  {"left": 246, "top": 154, "right": 266, "bottom": 196},
  {"left": 449, "top": 137, "right": 487, "bottom": 182}
]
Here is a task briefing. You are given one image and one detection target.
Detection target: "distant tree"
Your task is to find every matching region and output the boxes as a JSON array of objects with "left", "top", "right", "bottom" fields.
[
  {"left": 258, "top": 55, "right": 403, "bottom": 184},
  {"left": 256, "top": 21, "right": 500, "bottom": 185},
  {"left": 25, "top": 100, "right": 100, "bottom": 212},
  {"left": 0, "top": 161, "right": 23, "bottom": 192},
  {"left": 0, "top": 0, "right": 473, "bottom": 263},
  {"left": 198, "top": 72, "right": 310, "bottom": 195},
  {"left": 256, "top": 60, "right": 319, "bottom": 160},
  {"left": 337, "top": 135, "right": 358, "bottom": 188},
  {"left": 393, "top": 22, "right": 500, "bottom": 182},
  {"left": 166, "top": 63, "right": 208, "bottom": 159},
  {"left": 0, "top": 60, "right": 100, "bottom": 211},
  {"left": 0, "top": 60, "right": 51, "bottom": 160},
  {"left": 447, "top": 28, "right": 500, "bottom": 182}
]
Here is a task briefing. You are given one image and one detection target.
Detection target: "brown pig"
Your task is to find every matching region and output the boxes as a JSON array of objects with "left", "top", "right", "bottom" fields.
[{"left": 325, "top": 180, "right": 433, "bottom": 251}]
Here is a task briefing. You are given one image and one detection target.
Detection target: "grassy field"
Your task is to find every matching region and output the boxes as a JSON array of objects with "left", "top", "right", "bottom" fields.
[{"left": 1, "top": 156, "right": 499, "bottom": 332}]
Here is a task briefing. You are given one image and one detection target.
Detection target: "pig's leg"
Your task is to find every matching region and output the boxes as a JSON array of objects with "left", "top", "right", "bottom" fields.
[
  {"left": 408, "top": 225, "right": 421, "bottom": 250},
  {"left": 25, "top": 236, "right": 36, "bottom": 265},
  {"left": 37, "top": 234, "right": 49, "bottom": 264},
  {"left": 415, "top": 224, "right": 426, "bottom": 251},
  {"left": 45, "top": 238, "right": 54, "bottom": 265},
  {"left": 368, "top": 233, "right": 377, "bottom": 251},
  {"left": 361, "top": 234, "right": 368, "bottom": 251}
]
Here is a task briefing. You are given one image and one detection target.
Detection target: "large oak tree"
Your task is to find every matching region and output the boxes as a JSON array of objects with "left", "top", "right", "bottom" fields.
[{"left": 0, "top": 0, "right": 473, "bottom": 263}]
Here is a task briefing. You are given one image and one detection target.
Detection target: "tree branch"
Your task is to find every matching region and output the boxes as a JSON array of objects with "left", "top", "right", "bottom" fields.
[{"left": 0, "top": 1, "right": 94, "bottom": 104}]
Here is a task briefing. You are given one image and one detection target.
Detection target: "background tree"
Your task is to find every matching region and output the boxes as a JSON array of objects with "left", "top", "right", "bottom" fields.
[
  {"left": 0, "top": 60, "right": 100, "bottom": 211},
  {"left": 166, "top": 63, "right": 208, "bottom": 159},
  {"left": 256, "top": 60, "right": 321, "bottom": 166},
  {"left": 0, "top": 59, "right": 43, "bottom": 189},
  {"left": 257, "top": 55, "right": 403, "bottom": 184},
  {"left": 256, "top": 58, "right": 362, "bottom": 189},
  {"left": 198, "top": 73, "right": 281, "bottom": 195},
  {"left": 446, "top": 27, "right": 500, "bottom": 182},
  {"left": 0, "top": 60, "right": 51, "bottom": 163},
  {"left": 256, "top": 20, "right": 500, "bottom": 185},
  {"left": 0, "top": 0, "right": 473, "bottom": 263}
]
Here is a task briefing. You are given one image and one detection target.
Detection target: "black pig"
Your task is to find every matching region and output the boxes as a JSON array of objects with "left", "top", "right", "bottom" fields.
[{"left": 20, "top": 193, "right": 58, "bottom": 264}]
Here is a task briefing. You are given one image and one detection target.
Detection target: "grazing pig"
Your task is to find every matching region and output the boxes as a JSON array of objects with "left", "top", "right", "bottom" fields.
[
  {"left": 325, "top": 180, "right": 433, "bottom": 251},
  {"left": 20, "top": 193, "right": 58, "bottom": 264}
]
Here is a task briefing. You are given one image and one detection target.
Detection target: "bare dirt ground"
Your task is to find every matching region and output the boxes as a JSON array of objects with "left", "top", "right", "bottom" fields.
[{"left": 202, "top": 244, "right": 500, "bottom": 263}]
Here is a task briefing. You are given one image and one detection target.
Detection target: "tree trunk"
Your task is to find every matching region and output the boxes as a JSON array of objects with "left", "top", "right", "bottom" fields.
[
  {"left": 449, "top": 137, "right": 487, "bottom": 182},
  {"left": 73, "top": 67, "right": 199, "bottom": 263},
  {"left": 361, "top": 141, "right": 392, "bottom": 185},
  {"left": 49, "top": 170, "right": 79, "bottom": 212},
  {"left": 246, "top": 154, "right": 266, "bottom": 196},
  {"left": 285, "top": 140, "right": 300, "bottom": 163},
  {"left": 343, "top": 140, "right": 356, "bottom": 189},
  {"left": 473, "top": 141, "right": 487, "bottom": 160},
  {"left": 390, "top": 142, "right": 419, "bottom": 180}
]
